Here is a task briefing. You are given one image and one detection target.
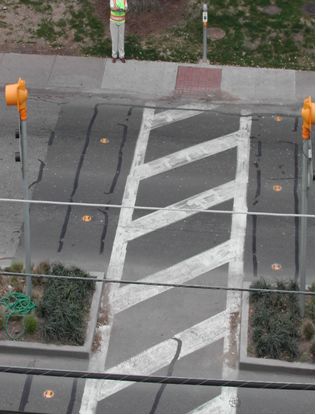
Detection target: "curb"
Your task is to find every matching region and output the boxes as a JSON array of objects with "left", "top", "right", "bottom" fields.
[
  {"left": 240, "top": 282, "right": 315, "bottom": 375},
  {"left": 0, "top": 271, "right": 104, "bottom": 358},
  {"left": 0, "top": 53, "right": 314, "bottom": 105}
]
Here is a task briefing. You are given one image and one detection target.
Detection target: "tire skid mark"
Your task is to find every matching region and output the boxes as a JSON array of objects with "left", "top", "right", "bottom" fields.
[
  {"left": 58, "top": 104, "right": 99, "bottom": 252},
  {"left": 29, "top": 159, "right": 46, "bottom": 190},
  {"left": 149, "top": 338, "right": 182, "bottom": 414},
  {"left": 100, "top": 107, "right": 132, "bottom": 254}
]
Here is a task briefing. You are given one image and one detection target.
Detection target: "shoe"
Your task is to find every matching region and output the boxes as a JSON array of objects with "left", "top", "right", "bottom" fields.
[
  {"left": 112, "top": 57, "right": 117, "bottom": 63},
  {"left": 120, "top": 58, "right": 126, "bottom": 63}
]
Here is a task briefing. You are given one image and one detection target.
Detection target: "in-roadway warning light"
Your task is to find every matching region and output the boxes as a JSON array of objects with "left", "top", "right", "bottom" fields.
[
  {"left": 301, "top": 96, "right": 315, "bottom": 140},
  {"left": 5, "top": 78, "right": 28, "bottom": 121}
]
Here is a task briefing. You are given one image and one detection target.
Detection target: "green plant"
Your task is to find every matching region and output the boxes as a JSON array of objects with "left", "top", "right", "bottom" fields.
[
  {"left": 9, "top": 276, "right": 25, "bottom": 292},
  {"left": 5, "top": 261, "right": 24, "bottom": 273},
  {"left": 36, "top": 18, "right": 58, "bottom": 42},
  {"left": 305, "top": 283, "right": 315, "bottom": 321},
  {"left": 302, "top": 320, "right": 315, "bottom": 341},
  {"left": 32, "top": 261, "right": 50, "bottom": 287},
  {"left": 40, "top": 264, "right": 95, "bottom": 345},
  {"left": 310, "top": 340, "right": 315, "bottom": 358},
  {"left": 24, "top": 314, "right": 38, "bottom": 335},
  {"left": 250, "top": 280, "right": 301, "bottom": 361},
  {"left": 0, "top": 314, "right": 4, "bottom": 330}
]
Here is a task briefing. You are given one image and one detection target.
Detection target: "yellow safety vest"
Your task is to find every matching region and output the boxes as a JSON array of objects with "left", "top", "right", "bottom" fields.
[{"left": 110, "top": 0, "right": 127, "bottom": 24}]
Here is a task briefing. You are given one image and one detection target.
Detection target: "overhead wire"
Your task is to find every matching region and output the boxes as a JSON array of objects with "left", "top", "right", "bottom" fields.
[
  {"left": 0, "top": 271, "right": 314, "bottom": 296},
  {"left": 0, "top": 366, "right": 314, "bottom": 390},
  {"left": 0, "top": 197, "right": 314, "bottom": 218}
]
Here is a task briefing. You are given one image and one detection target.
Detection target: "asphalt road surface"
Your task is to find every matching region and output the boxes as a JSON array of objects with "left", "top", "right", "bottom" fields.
[{"left": 0, "top": 93, "right": 314, "bottom": 414}]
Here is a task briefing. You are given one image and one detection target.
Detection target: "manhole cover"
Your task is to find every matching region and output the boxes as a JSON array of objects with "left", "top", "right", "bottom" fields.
[{"left": 207, "top": 27, "right": 226, "bottom": 40}]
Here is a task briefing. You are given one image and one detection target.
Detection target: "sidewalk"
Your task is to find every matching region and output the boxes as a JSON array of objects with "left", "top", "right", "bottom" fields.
[{"left": 0, "top": 52, "right": 314, "bottom": 104}]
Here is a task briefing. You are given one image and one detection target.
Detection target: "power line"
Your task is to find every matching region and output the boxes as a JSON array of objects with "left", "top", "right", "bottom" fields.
[
  {"left": 0, "top": 366, "right": 314, "bottom": 391},
  {"left": 0, "top": 271, "right": 314, "bottom": 296},
  {"left": 0, "top": 197, "right": 314, "bottom": 219}
]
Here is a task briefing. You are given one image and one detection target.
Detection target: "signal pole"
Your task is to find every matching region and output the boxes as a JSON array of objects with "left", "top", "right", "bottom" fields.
[
  {"left": 202, "top": 3, "right": 209, "bottom": 63},
  {"left": 5, "top": 79, "right": 32, "bottom": 297},
  {"left": 298, "top": 96, "right": 315, "bottom": 316}
]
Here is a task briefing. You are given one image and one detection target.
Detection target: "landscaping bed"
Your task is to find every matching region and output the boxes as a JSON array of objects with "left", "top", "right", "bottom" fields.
[
  {"left": 0, "top": 0, "right": 314, "bottom": 70},
  {"left": 0, "top": 262, "right": 95, "bottom": 346},
  {"left": 248, "top": 280, "right": 314, "bottom": 364}
]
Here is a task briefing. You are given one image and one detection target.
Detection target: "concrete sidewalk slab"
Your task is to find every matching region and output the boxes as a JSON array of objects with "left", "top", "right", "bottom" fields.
[
  {"left": 48, "top": 55, "right": 106, "bottom": 89},
  {"left": 0, "top": 52, "right": 314, "bottom": 104},
  {"left": 295, "top": 70, "right": 315, "bottom": 101},
  {"left": 0, "top": 53, "right": 55, "bottom": 86},
  {"left": 221, "top": 66, "right": 296, "bottom": 103},
  {"left": 101, "top": 58, "right": 178, "bottom": 97}
]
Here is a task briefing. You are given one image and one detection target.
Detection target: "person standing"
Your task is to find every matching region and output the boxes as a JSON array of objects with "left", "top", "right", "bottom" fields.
[{"left": 110, "top": 0, "right": 128, "bottom": 63}]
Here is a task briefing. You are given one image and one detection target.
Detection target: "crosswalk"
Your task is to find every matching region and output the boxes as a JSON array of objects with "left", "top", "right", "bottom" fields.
[{"left": 80, "top": 105, "right": 251, "bottom": 414}]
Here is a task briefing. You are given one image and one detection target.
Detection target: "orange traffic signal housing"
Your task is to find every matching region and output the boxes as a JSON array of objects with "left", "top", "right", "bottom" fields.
[
  {"left": 5, "top": 78, "right": 28, "bottom": 121},
  {"left": 301, "top": 96, "right": 315, "bottom": 140}
]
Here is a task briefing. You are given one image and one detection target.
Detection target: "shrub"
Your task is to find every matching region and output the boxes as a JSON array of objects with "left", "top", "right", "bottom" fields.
[
  {"left": 40, "top": 264, "right": 95, "bottom": 345},
  {"left": 302, "top": 320, "right": 315, "bottom": 341},
  {"left": 305, "top": 283, "right": 315, "bottom": 321},
  {"left": 24, "top": 314, "right": 38, "bottom": 335},
  {"left": 5, "top": 261, "right": 24, "bottom": 273},
  {"left": 250, "top": 280, "right": 301, "bottom": 361}
]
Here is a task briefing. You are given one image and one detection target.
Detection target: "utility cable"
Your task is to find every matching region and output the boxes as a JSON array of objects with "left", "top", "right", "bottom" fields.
[
  {"left": 0, "top": 271, "right": 314, "bottom": 296},
  {"left": 0, "top": 366, "right": 313, "bottom": 391},
  {"left": 0, "top": 197, "right": 314, "bottom": 219}
]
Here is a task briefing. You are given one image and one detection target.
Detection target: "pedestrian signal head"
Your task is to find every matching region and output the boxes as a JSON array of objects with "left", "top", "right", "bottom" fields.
[
  {"left": 5, "top": 78, "right": 28, "bottom": 121},
  {"left": 301, "top": 96, "right": 315, "bottom": 140}
]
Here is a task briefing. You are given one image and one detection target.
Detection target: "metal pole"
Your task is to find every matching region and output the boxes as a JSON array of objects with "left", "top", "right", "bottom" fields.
[
  {"left": 202, "top": 3, "right": 208, "bottom": 63},
  {"left": 20, "top": 119, "right": 32, "bottom": 297},
  {"left": 298, "top": 140, "right": 309, "bottom": 316}
]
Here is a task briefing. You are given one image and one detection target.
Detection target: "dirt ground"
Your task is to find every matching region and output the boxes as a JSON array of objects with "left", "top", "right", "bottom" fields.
[{"left": 0, "top": 0, "right": 189, "bottom": 56}]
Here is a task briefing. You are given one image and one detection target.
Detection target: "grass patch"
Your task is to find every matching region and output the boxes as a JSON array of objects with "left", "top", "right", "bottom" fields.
[
  {"left": 39, "top": 263, "right": 95, "bottom": 345},
  {"left": 249, "top": 280, "right": 314, "bottom": 362},
  {"left": 0, "top": 262, "right": 95, "bottom": 345}
]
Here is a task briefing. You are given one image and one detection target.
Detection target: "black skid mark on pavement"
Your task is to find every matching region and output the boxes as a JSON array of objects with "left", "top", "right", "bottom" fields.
[
  {"left": 100, "top": 107, "right": 132, "bottom": 254},
  {"left": 104, "top": 123, "right": 128, "bottom": 195},
  {"left": 58, "top": 104, "right": 99, "bottom": 252},
  {"left": 104, "top": 108, "right": 132, "bottom": 196},
  {"left": 98, "top": 207, "right": 109, "bottom": 254},
  {"left": 48, "top": 130, "right": 55, "bottom": 146},
  {"left": 252, "top": 215, "right": 258, "bottom": 278},
  {"left": 149, "top": 337, "right": 182, "bottom": 414},
  {"left": 252, "top": 140, "right": 262, "bottom": 278},
  {"left": 66, "top": 379, "right": 78, "bottom": 414},
  {"left": 29, "top": 159, "right": 46, "bottom": 189},
  {"left": 292, "top": 116, "right": 299, "bottom": 132},
  {"left": 18, "top": 360, "right": 36, "bottom": 412}
]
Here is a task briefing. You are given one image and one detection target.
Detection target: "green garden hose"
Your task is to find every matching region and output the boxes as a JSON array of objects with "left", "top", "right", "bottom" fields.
[{"left": 0, "top": 292, "right": 36, "bottom": 340}]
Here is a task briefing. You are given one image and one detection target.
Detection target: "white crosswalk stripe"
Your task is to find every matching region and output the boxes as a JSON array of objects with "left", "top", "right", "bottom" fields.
[
  {"left": 80, "top": 105, "right": 251, "bottom": 414},
  {"left": 123, "top": 181, "right": 236, "bottom": 241},
  {"left": 112, "top": 240, "right": 233, "bottom": 315},
  {"left": 97, "top": 311, "right": 228, "bottom": 401}
]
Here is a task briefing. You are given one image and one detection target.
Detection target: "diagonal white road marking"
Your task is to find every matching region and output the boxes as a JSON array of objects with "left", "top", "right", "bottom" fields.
[
  {"left": 151, "top": 104, "right": 217, "bottom": 130},
  {"left": 80, "top": 107, "right": 252, "bottom": 414},
  {"left": 112, "top": 240, "right": 233, "bottom": 315},
  {"left": 124, "top": 181, "right": 236, "bottom": 241},
  {"left": 135, "top": 132, "right": 238, "bottom": 180},
  {"left": 97, "top": 310, "right": 228, "bottom": 402}
]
